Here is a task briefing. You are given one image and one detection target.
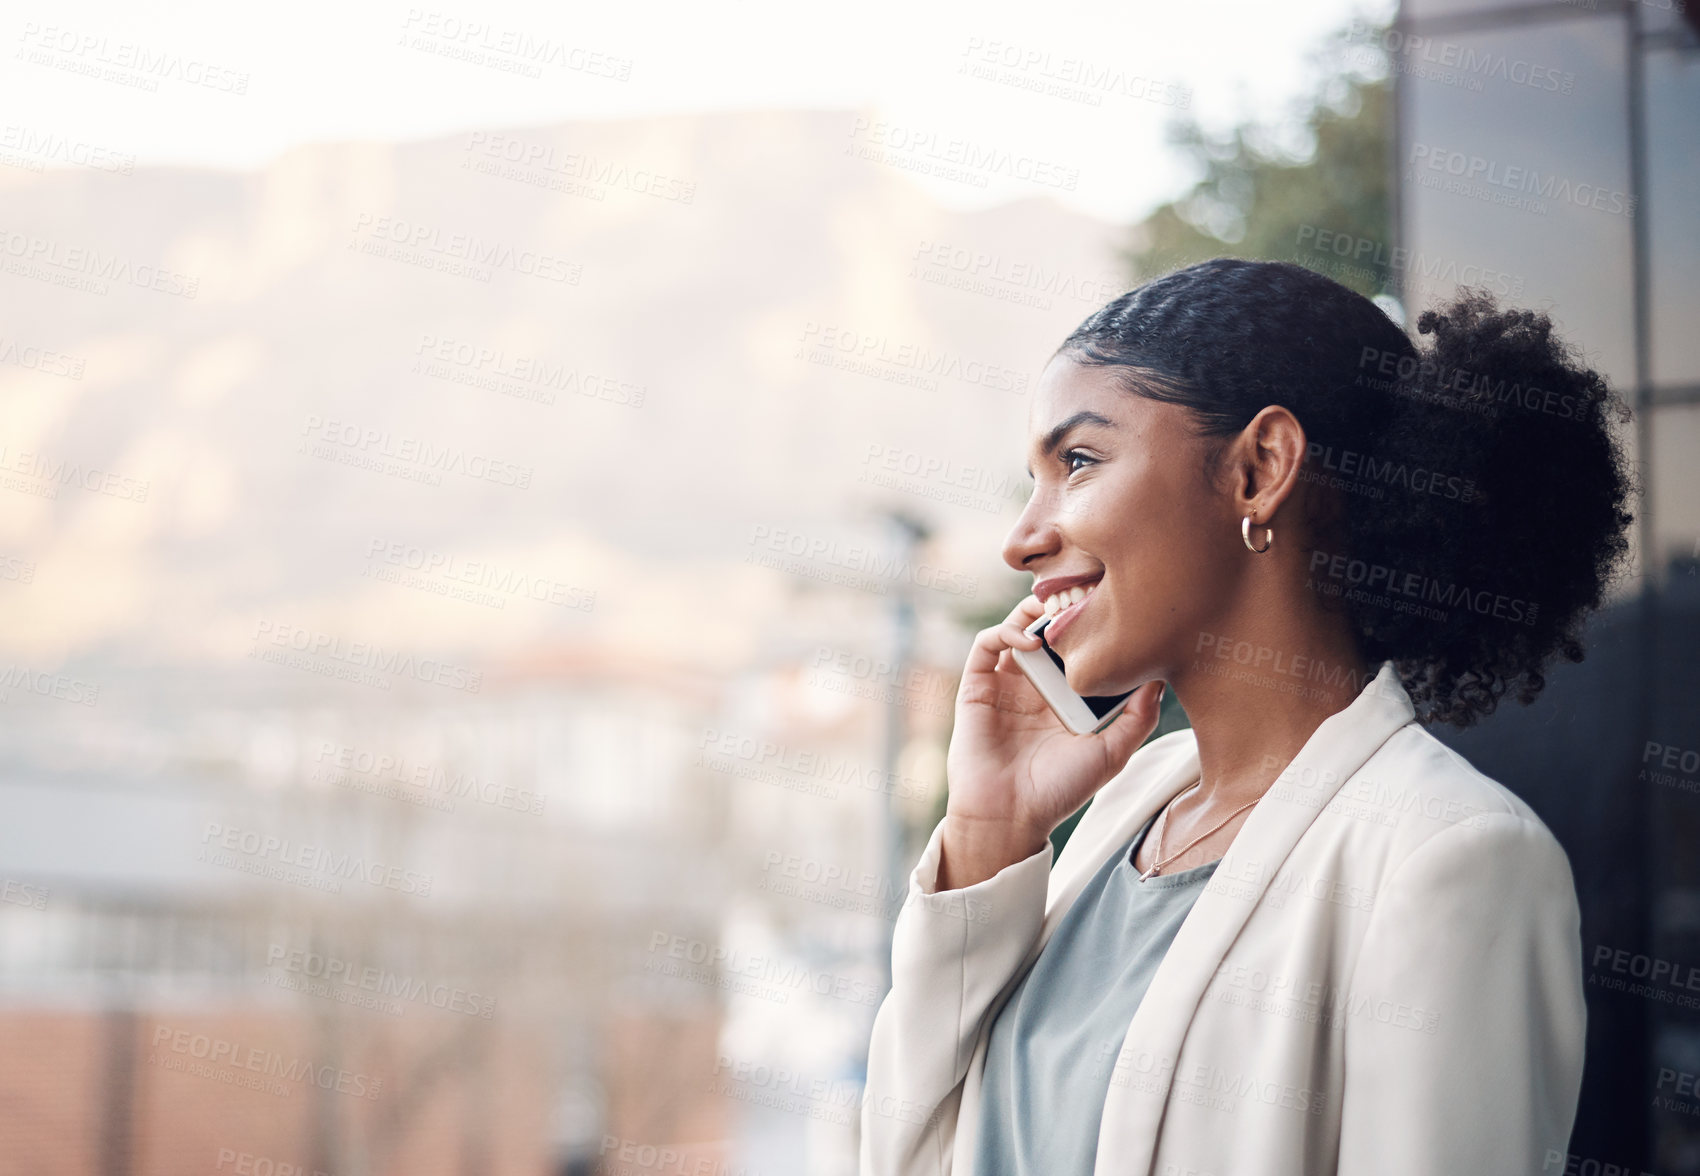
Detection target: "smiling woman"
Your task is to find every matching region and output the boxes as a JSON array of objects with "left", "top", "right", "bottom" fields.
[{"left": 859, "top": 258, "right": 1637, "bottom": 1176}]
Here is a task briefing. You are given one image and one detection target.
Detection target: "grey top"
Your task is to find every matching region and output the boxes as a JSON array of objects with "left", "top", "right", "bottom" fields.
[{"left": 973, "top": 809, "right": 1219, "bottom": 1176}]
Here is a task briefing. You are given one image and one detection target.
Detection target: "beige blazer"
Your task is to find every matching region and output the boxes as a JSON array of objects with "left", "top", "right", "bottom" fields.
[{"left": 860, "top": 660, "right": 1586, "bottom": 1175}]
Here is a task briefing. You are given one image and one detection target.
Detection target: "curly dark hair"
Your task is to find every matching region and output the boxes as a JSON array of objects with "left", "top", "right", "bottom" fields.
[{"left": 1057, "top": 257, "right": 1638, "bottom": 728}]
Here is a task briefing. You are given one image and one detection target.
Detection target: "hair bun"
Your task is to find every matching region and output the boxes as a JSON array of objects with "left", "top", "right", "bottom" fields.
[{"left": 1351, "top": 288, "right": 1638, "bottom": 725}]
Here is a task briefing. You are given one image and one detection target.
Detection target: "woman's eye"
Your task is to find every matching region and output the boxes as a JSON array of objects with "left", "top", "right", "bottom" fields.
[{"left": 1063, "top": 449, "right": 1096, "bottom": 475}]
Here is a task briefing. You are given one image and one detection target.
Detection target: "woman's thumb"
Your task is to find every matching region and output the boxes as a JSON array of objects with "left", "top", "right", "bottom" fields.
[{"left": 1097, "top": 680, "right": 1164, "bottom": 759}]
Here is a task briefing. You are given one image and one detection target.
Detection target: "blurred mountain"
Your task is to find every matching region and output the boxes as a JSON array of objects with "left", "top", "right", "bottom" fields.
[{"left": 0, "top": 108, "right": 1128, "bottom": 674}]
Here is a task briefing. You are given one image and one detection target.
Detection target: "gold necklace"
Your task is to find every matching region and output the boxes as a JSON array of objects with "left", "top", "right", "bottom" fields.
[{"left": 1137, "top": 783, "right": 1261, "bottom": 880}]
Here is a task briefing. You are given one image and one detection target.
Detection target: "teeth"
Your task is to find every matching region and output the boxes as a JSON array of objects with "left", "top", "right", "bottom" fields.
[{"left": 1042, "top": 581, "right": 1098, "bottom": 616}]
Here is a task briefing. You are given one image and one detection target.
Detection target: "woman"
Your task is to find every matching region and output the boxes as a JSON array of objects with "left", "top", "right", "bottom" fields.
[{"left": 859, "top": 259, "right": 1635, "bottom": 1176}]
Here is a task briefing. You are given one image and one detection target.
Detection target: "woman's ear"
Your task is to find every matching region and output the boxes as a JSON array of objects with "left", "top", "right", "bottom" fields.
[{"left": 1234, "top": 405, "right": 1307, "bottom": 521}]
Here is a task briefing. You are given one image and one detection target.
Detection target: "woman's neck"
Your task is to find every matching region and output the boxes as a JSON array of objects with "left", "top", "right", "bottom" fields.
[{"left": 1167, "top": 615, "right": 1376, "bottom": 807}]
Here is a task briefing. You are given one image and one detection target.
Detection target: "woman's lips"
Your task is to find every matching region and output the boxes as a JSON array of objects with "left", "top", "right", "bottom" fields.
[{"left": 1043, "top": 584, "right": 1096, "bottom": 645}]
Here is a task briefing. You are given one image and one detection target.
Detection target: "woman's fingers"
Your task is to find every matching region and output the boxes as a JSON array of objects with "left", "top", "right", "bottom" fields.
[
  {"left": 964, "top": 596, "right": 1046, "bottom": 676},
  {"left": 965, "top": 626, "right": 1021, "bottom": 677},
  {"left": 996, "top": 617, "right": 1044, "bottom": 650}
]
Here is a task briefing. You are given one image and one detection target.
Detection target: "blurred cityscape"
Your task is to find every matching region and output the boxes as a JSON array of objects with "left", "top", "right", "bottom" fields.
[
  {"left": 0, "top": 101, "right": 1114, "bottom": 1175},
  {"left": 2, "top": 2, "right": 1698, "bottom": 1174}
]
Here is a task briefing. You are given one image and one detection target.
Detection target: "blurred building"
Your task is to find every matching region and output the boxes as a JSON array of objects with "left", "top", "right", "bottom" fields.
[
  {"left": 0, "top": 653, "right": 735, "bottom": 1176},
  {"left": 0, "top": 622, "right": 957, "bottom": 1176},
  {"left": 1389, "top": 1, "right": 1700, "bottom": 1170}
]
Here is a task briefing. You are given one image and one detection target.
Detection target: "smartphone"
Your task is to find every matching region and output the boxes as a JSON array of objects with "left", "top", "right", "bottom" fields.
[{"left": 1009, "top": 613, "right": 1139, "bottom": 735}]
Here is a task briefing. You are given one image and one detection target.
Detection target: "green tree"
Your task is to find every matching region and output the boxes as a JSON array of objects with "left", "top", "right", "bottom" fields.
[{"left": 1125, "top": 24, "right": 1394, "bottom": 300}]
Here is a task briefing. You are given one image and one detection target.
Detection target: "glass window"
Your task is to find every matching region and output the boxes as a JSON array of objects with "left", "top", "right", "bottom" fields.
[
  {"left": 1649, "top": 403, "right": 1700, "bottom": 577},
  {"left": 1645, "top": 46, "right": 1700, "bottom": 389},
  {"left": 1637, "top": 0, "right": 1696, "bottom": 37},
  {"left": 1397, "top": 15, "right": 1636, "bottom": 388},
  {"left": 1402, "top": 0, "right": 1564, "bottom": 21}
]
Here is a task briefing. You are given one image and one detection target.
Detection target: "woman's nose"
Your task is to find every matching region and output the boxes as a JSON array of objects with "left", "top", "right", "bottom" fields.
[{"left": 1002, "top": 494, "right": 1060, "bottom": 573}]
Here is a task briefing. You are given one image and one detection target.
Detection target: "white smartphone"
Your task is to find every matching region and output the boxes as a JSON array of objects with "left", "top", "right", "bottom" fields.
[{"left": 1008, "top": 613, "right": 1139, "bottom": 735}]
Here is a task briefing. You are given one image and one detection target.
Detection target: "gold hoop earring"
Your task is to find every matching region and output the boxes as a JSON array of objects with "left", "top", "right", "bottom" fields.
[{"left": 1241, "top": 515, "right": 1273, "bottom": 553}]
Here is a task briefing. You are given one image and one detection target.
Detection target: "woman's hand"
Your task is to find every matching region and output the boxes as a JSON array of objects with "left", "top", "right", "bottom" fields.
[{"left": 937, "top": 594, "right": 1165, "bottom": 890}]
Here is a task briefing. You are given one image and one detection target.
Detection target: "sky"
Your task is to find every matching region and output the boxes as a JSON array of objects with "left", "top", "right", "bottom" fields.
[{"left": 3, "top": 0, "right": 1394, "bottom": 223}]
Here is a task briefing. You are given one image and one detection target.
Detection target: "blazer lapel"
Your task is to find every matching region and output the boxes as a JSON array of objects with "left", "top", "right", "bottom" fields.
[
  {"left": 1035, "top": 745, "right": 1204, "bottom": 952},
  {"left": 952, "top": 740, "right": 1206, "bottom": 1176},
  {"left": 1095, "top": 659, "right": 1416, "bottom": 1175}
]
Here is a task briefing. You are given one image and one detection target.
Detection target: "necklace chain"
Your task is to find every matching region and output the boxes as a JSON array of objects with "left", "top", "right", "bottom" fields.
[{"left": 1138, "top": 782, "right": 1261, "bottom": 880}]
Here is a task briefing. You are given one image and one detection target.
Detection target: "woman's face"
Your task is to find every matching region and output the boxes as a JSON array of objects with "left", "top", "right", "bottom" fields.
[{"left": 1002, "top": 354, "right": 1244, "bottom": 698}]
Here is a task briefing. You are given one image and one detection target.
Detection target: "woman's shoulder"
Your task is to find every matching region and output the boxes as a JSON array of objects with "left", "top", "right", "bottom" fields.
[
  {"left": 1070, "top": 721, "right": 1573, "bottom": 888},
  {"left": 1340, "top": 721, "right": 1575, "bottom": 888},
  {"left": 1354, "top": 721, "right": 1552, "bottom": 828},
  {"left": 1106, "top": 722, "right": 1553, "bottom": 830}
]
